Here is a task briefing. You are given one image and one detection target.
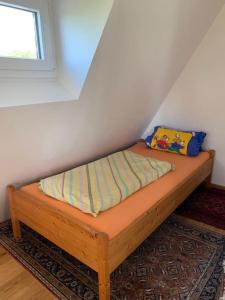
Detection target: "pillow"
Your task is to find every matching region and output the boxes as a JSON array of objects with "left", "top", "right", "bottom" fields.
[{"left": 145, "top": 126, "right": 206, "bottom": 156}]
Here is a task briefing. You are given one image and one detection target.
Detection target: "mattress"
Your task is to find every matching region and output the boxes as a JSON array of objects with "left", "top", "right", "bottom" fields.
[{"left": 21, "top": 142, "right": 210, "bottom": 240}]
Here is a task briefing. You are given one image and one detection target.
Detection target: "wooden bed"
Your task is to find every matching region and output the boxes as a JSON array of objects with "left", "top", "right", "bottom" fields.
[{"left": 7, "top": 142, "right": 215, "bottom": 300}]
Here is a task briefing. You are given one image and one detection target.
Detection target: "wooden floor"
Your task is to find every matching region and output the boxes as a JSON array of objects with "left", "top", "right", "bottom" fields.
[{"left": 0, "top": 245, "right": 56, "bottom": 300}]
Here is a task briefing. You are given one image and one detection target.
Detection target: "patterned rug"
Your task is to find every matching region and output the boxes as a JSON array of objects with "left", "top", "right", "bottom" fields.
[
  {"left": 177, "top": 186, "right": 225, "bottom": 230},
  {"left": 223, "top": 260, "right": 225, "bottom": 299},
  {"left": 0, "top": 215, "right": 225, "bottom": 300}
]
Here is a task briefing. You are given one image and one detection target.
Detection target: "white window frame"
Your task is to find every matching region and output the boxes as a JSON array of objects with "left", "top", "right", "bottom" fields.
[{"left": 0, "top": 0, "right": 55, "bottom": 72}]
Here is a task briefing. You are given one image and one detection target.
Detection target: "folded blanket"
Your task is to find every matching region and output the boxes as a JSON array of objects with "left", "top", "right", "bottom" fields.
[{"left": 39, "top": 150, "right": 175, "bottom": 216}]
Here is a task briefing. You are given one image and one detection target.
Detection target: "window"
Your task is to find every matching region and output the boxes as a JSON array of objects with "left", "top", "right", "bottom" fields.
[
  {"left": 0, "top": 0, "right": 55, "bottom": 73},
  {"left": 0, "top": 3, "right": 43, "bottom": 60},
  {"left": 0, "top": 0, "right": 59, "bottom": 108}
]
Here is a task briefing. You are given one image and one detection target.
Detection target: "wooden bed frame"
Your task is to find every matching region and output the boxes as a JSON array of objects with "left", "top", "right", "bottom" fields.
[{"left": 7, "top": 147, "right": 215, "bottom": 300}]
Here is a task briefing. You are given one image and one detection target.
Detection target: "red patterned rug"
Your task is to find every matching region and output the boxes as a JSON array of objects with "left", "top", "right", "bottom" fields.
[
  {"left": 0, "top": 215, "right": 225, "bottom": 299},
  {"left": 176, "top": 186, "right": 225, "bottom": 230}
]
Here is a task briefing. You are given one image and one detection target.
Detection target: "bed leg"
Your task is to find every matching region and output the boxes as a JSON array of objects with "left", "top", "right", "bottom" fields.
[
  {"left": 11, "top": 218, "right": 21, "bottom": 240},
  {"left": 204, "top": 174, "right": 212, "bottom": 188},
  {"left": 98, "top": 268, "right": 110, "bottom": 300},
  {"left": 203, "top": 150, "right": 215, "bottom": 188},
  {"left": 7, "top": 186, "right": 22, "bottom": 240},
  {"left": 97, "top": 233, "right": 110, "bottom": 300}
]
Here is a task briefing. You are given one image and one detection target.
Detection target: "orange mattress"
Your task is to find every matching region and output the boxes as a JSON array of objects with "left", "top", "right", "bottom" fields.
[{"left": 21, "top": 142, "right": 209, "bottom": 240}]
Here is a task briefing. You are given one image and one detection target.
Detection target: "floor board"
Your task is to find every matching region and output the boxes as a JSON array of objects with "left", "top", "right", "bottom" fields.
[{"left": 0, "top": 245, "right": 56, "bottom": 300}]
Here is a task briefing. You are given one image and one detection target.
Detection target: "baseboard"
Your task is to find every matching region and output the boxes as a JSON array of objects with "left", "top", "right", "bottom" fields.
[
  {"left": 207, "top": 183, "right": 225, "bottom": 191},
  {"left": 137, "top": 139, "right": 145, "bottom": 143},
  {"left": 0, "top": 219, "right": 10, "bottom": 226}
]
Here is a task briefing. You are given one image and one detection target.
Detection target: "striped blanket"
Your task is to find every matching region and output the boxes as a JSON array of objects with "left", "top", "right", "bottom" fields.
[{"left": 39, "top": 150, "right": 174, "bottom": 216}]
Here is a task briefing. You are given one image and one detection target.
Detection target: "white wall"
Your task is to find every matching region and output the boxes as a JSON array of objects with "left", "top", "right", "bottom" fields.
[
  {"left": 0, "top": 0, "right": 224, "bottom": 221},
  {"left": 143, "top": 5, "right": 225, "bottom": 186}
]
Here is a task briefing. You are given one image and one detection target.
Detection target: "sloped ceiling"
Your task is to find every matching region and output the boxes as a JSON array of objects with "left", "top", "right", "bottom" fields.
[
  {"left": 78, "top": 0, "right": 225, "bottom": 144},
  {"left": 143, "top": 4, "right": 225, "bottom": 185},
  {"left": 0, "top": 0, "right": 224, "bottom": 221}
]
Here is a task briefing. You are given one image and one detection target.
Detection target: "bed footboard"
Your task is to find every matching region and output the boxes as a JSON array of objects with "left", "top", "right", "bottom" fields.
[{"left": 7, "top": 185, "right": 111, "bottom": 299}]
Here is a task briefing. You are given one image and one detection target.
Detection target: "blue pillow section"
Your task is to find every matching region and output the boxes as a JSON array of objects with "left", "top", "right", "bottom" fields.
[
  {"left": 144, "top": 126, "right": 160, "bottom": 147},
  {"left": 145, "top": 126, "right": 206, "bottom": 157}
]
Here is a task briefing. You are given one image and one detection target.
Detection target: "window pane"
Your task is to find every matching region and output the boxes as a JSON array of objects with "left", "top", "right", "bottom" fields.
[{"left": 0, "top": 4, "right": 40, "bottom": 59}]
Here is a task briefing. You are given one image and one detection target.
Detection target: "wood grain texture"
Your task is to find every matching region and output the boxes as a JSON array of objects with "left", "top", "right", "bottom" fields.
[
  {"left": 0, "top": 246, "right": 55, "bottom": 300},
  {"left": 9, "top": 186, "right": 100, "bottom": 272},
  {"left": 7, "top": 146, "right": 215, "bottom": 300},
  {"left": 97, "top": 233, "right": 110, "bottom": 300},
  {"left": 108, "top": 154, "right": 214, "bottom": 272}
]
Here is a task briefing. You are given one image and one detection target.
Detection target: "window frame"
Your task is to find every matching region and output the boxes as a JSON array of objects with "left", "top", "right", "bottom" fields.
[{"left": 0, "top": 0, "right": 55, "bottom": 72}]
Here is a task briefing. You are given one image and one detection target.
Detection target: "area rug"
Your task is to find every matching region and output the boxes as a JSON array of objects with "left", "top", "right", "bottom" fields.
[
  {"left": 177, "top": 186, "right": 225, "bottom": 230},
  {"left": 223, "top": 260, "right": 225, "bottom": 300},
  {"left": 0, "top": 215, "right": 225, "bottom": 300}
]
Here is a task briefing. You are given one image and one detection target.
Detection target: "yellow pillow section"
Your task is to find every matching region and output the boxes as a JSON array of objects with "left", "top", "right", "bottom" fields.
[{"left": 150, "top": 127, "right": 193, "bottom": 155}]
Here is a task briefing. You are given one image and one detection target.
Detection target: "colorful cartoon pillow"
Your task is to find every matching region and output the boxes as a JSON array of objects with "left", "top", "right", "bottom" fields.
[{"left": 145, "top": 126, "right": 206, "bottom": 156}]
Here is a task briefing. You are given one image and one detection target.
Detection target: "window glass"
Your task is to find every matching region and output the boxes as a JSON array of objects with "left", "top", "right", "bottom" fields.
[{"left": 0, "top": 4, "right": 41, "bottom": 59}]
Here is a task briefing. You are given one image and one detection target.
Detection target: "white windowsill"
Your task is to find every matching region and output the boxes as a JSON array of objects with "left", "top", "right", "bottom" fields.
[{"left": 0, "top": 77, "right": 78, "bottom": 107}]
